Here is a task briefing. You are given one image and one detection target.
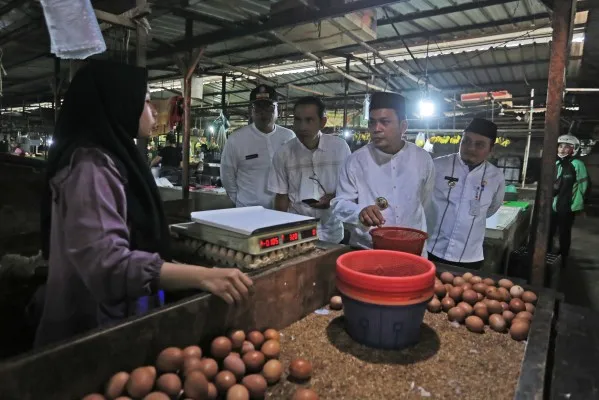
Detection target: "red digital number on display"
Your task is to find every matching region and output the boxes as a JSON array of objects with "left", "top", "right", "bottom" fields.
[
  {"left": 259, "top": 236, "right": 280, "bottom": 249},
  {"left": 288, "top": 232, "right": 299, "bottom": 242}
]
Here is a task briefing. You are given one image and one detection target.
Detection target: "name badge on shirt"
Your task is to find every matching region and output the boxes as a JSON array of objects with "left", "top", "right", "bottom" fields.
[
  {"left": 245, "top": 154, "right": 259, "bottom": 160},
  {"left": 469, "top": 199, "right": 480, "bottom": 216}
]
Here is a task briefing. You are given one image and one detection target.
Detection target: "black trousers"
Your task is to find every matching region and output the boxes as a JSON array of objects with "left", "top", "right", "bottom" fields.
[
  {"left": 427, "top": 253, "right": 484, "bottom": 271},
  {"left": 549, "top": 211, "right": 575, "bottom": 257}
]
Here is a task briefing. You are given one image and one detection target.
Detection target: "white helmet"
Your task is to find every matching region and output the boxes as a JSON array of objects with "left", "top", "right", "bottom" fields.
[{"left": 557, "top": 134, "right": 580, "bottom": 155}]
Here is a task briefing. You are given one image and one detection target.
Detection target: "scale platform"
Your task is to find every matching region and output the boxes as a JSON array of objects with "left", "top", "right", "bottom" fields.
[{"left": 169, "top": 207, "right": 320, "bottom": 270}]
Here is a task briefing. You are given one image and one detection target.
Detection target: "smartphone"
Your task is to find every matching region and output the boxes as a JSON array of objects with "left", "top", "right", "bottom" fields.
[{"left": 302, "top": 198, "right": 320, "bottom": 205}]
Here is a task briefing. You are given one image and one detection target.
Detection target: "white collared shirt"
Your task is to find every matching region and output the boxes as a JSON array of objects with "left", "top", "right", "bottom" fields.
[
  {"left": 426, "top": 154, "right": 505, "bottom": 263},
  {"left": 331, "top": 142, "right": 435, "bottom": 251},
  {"left": 268, "top": 133, "right": 351, "bottom": 243},
  {"left": 220, "top": 123, "right": 295, "bottom": 208}
]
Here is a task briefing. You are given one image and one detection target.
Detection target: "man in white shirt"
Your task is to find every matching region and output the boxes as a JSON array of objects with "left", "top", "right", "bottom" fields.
[
  {"left": 331, "top": 92, "right": 435, "bottom": 251},
  {"left": 220, "top": 84, "right": 295, "bottom": 208},
  {"left": 426, "top": 118, "right": 505, "bottom": 269},
  {"left": 268, "top": 96, "right": 351, "bottom": 243}
]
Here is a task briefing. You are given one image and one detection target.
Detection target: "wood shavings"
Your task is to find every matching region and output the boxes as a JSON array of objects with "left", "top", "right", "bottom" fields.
[{"left": 267, "top": 308, "right": 525, "bottom": 399}]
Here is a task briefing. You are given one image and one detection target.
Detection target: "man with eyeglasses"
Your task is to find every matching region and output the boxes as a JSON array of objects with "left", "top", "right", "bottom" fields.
[
  {"left": 426, "top": 118, "right": 505, "bottom": 269},
  {"left": 221, "top": 84, "right": 295, "bottom": 208},
  {"left": 268, "top": 96, "right": 351, "bottom": 243},
  {"left": 331, "top": 92, "right": 435, "bottom": 253}
]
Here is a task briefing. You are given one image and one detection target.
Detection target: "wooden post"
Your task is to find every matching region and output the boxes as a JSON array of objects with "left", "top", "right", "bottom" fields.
[{"left": 530, "top": 0, "right": 575, "bottom": 286}]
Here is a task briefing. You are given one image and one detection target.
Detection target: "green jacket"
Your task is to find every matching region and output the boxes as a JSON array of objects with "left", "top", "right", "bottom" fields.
[{"left": 553, "top": 158, "right": 588, "bottom": 212}]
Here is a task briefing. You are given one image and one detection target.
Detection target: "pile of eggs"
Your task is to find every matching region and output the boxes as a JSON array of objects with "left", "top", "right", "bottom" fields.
[
  {"left": 427, "top": 271, "right": 538, "bottom": 341},
  {"left": 81, "top": 328, "right": 318, "bottom": 400}
]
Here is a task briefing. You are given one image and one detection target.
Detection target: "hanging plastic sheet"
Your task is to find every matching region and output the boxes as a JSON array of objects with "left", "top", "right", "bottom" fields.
[{"left": 40, "top": 0, "right": 106, "bottom": 59}]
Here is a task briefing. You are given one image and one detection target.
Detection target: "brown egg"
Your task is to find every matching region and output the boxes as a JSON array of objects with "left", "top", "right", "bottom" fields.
[
  {"left": 215, "top": 371, "right": 237, "bottom": 393},
  {"left": 470, "top": 276, "right": 483, "bottom": 284},
  {"left": 264, "top": 328, "right": 280, "bottom": 341},
  {"left": 247, "top": 331, "right": 265, "bottom": 349},
  {"left": 440, "top": 271, "right": 455, "bottom": 284},
  {"left": 486, "top": 289, "right": 503, "bottom": 302},
  {"left": 292, "top": 388, "right": 320, "bottom": 400},
  {"left": 242, "top": 350, "right": 266, "bottom": 373},
  {"left": 241, "top": 374, "right": 267, "bottom": 399},
  {"left": 198, "top": 358, "right": 219, "bottom": 381},
  {"left": 465, "top": 315, "right": 485, "bottom": 333},
  {"left": 462, "top": 289, "right": 478, "bottom": 305},
  {"left": 509, "top": 298, "right": 527, "bottom": 313},
  {"left": 183, "top": 357, "right": 203, "bottom": 375},
  {"left": 182, "top": 345, "right": 202, "bottom": 360},
  {"left": 462, "top": 282, "right": 473, "bottom": 291},
  {"left": 241, "top": 341, "right": 255, "bottom": 355},
  {"left": 114, "top": 397, "right": 132, "bottom": 400},
  {"left": 489, "top": 314, "right": 507, "bottom": 333},
  {"left": 525, "top": 303, "right": 536, "bottom": 314},
  {"left": 105, "top": 371, "right": 129, "bottom": 399},
  {"left": 497, "top": 287, "right": 511, "bottom": 302},
  {"left": 498, "top": 278, "right": 514, "bottom": 289},
  {"left": 207, "top": 383, "right": 218, "bottom": 400},
  {"left": 472, "top": 283, "right": 488, "bottom": 294},
  {"left": 457, "top": 302, "right": 474, "bottom": 316},
  {"left": 514, "top": 311, "right": 533, "bottom": 323},
  {"left": 261, "top": 339, "right": 280, "bottom": 359},
  {"left": 510, "top": 320, "right": 530, "bottom": 341},
  {"left": 289, "top": 358, "right": 313, "bottom": 380},
  {"left": 510, "top": 285, "right": 524, "bottom": 298},
  {"left": 447, "top": 307, "right": 467, "bottom": 323},
  {"left": 229, "top": 330, "right": 246, "bottom": 349},
  {"left": 434, "top": 283, "right": 447, "bottom": 299},
  {"left": 473, "top": 303, "right": 489, "bottom": 323},
  {"left": 224, "top": 354, "right": 246, "bottom": 380},
  {"left": 500, "top": 302, "right": 510, "bottom": 312},
  {"left": 211, "top": 336, "right": 233, "bottom": 359},
  {"left": 156, "top": 347, "right": 183, "bottom": 373},
  {"left": 462, "top": 272, "right": 474, "bottom": 282},
  {"left": 476, "top": 292, "right": 484, "bottom": 301},
  {"left": 453, "top": 276, "right": 466, "bottom": 287},
  {"left": 444, "top": 283, "right": 454, "bottom": 293},
  {"left": 156, "top": 373, "right": 182, "bottom": 397},
  {"left": 483, "top": 278, "right": 496, "bottom": 286},
  {"left": 502, "top": 310, "right": 515, "bottom": 325},
  {"left": 448, "top": 286, "right": 464, "bottom": 302},
  {"left": 126, "top": 367, "right": 155, "bottom": 399},
  {"left": 486, "top": 299, "right": 503, "bottom": 315},
  {"left": 82, "top": 395, "right": 106, "bottom": 400},
  {"left": 183, "top": 371, "right": 209, "bottom": 399},
  {"left": 262, "top": 359, "right": 283, "bottom": 385},
  {"left": 521, "top": 291, "right": 538, "bottom": 304},
  {"left": 227, "top": 384, "right": 250, "bottom": 400},
  {"left": 142, "top": 393, "right": 169, "bottom": 400},
  {"left": 329, "top": 296, "right": 343, "bottom": 310},
  {"left": 441, "top": 297, "right": 455, "bottom": 312},
  {"left": 427, "top": 297, "right": 442, "bottom": 313}
]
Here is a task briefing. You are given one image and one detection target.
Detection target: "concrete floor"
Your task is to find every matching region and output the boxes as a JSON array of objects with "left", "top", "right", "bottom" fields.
[{"left": 558, "top": 215, "right": 599, "bottom": 311}]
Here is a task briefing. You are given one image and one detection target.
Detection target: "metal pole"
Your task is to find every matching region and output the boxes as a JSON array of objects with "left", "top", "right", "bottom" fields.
[
  {"left": 521, "top": 88, "right": 534, "bottom": 188},
  {"left": 453, "top": 93, "right": 456, "bottom": 130},
  {"left": 221, "top": 74, "right": 226, "bottom": 115},
  {"left": 530, "top": 0, "right": 574, "bottom": 286},
  {"left": 135, "top": 0, "right": 148, "bottom": 160},
  {"left": 343, "top": 57, "right": 350, "bottom": 130},
  {"left": 53, "top": 57, "right": 60, "bottom": 123},
  {"left": 284, "top": 85, "right": 289, "bottom": 127},
  {"left": 182, "top": 18, "right": 194, "bottom": 200},
  {"left": 491, "top": 98, "right": 495, "bottom": 122}
]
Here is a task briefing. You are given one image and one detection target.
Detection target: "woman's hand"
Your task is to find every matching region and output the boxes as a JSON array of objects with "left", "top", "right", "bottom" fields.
[
  {"left": 159, "top": 262, "right": 253, "bottom": 305},
  {"left": 196, "top": 267, "right": 253, "bottom": 305}
]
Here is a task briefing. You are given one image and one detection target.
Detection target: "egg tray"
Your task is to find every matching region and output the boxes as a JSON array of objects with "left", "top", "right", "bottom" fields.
[
  {"left": 169, "top": 234, "right": 317, "bottom": 271},
  {"left": 0, "top": 248, "right": 558, "bottom": 400}
]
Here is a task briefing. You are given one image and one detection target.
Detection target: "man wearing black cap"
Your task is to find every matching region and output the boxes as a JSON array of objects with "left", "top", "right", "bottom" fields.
[
  {"left": 331, "top": 92, "right": 435, "bottom": 252},
  {"left": 221, "top": 84, "right": 295, "bottom": 208},
  {"left": 426, "top": 118, "right": 505, "bottom": 269}
]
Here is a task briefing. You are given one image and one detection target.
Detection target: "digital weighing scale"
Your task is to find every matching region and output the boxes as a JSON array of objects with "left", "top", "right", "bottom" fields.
[{"left": 170, "top": 206, "right": 319, "bottom": 270}]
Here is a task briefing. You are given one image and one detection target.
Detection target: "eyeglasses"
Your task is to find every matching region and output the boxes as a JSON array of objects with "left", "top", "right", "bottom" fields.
[{"left": 252, "top": 101, "right": 276, "bottom": 112}]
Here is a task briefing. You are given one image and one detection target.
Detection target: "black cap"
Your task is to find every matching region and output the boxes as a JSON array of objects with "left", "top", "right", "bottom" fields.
[
  {"left": 250, "top": 84, "right": 278, "bottom": 103},
  {"left": 465, "top": 118, "right": 498, "bottom": 141},
  {"left": 369, "top": 92, "right": 406, "bottom": 120}
]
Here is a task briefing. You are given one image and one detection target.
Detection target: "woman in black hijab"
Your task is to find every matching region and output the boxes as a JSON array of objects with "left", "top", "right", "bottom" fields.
[{"left": 36, "top": 61, "right": 252, "bottom": 347}]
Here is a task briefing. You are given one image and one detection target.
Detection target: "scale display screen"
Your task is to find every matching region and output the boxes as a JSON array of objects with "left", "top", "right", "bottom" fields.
[{"left": 258, "top": 228, "right": 318, "bottom": 249}]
